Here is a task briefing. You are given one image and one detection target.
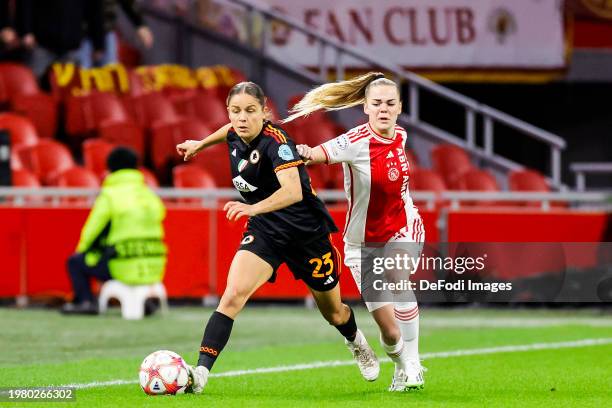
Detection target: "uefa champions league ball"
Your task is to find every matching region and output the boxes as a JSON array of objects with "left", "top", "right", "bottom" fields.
[{"left": 139, "top": 350, "right": 190, "bottom": 395}]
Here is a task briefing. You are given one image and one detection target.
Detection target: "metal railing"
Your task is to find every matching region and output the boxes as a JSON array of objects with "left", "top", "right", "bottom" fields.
[
  {"left": 570, "top": 162, "right": 612, "bottom": 191},
  {"left": 205, "top": 0, "right": 568, "bottom": 187}
]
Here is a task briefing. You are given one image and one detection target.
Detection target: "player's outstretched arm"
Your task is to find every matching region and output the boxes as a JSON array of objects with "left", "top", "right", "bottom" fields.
[
  {"left": 176, "top": 123, "right": 232, "bottom": 161},
  {"left": 296, "top": 144, "right": 327, "bottom": 165},
  {"left": 224, "top": 167, "right": 303, "bottom": 222}
]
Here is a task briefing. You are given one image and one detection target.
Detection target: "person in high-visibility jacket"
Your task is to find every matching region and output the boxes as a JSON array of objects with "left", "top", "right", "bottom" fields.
[{"left": 61, "top": 147, "right": 167, "bottom": 315}]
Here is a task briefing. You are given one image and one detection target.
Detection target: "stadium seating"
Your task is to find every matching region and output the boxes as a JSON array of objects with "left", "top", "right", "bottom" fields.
[
  {"left": 11, "top": 93, "right": 58, "bottom": 139},
  {"left": 173, "top": 164, "right": 216, "bottom": 188},
  {"left": 190, "top": 142, "right": 233, "bottom": 187},
  {"left": 11, "top": 168, "right": 40, "bottom": 187},
  {"left": 509, "top": 169, "right": 550, "bottom": 192},
  {"left": 20, "top": 140, "right": 75, "bottom": 185},
  {"left": 151, "top": 118, "right": 211, "bottom": 182},
  {"left": 411, "top": 169, "right": 447, "bottom": 192},
  {"left": 0, "top": 63, "right": 39, "bottom": 104},
  {"left": 83, "top": 139, "right": 115, "bottom": 180},
  {"left": 98, "top": 120, "right": 145, "bottom": 158},
  {"left": 65, "top": 93, "right": 131, "bottom": 136},
  {"left": 140, "top": 167, "right": 159, "bottom": 188},
  {"left": 10, "top": 150, "right": 23, "bottom": 170},
  {"left": 0, "top": 113, "right": 38, "bottom": 148},
  {"left": 455, "top": 169, "right": 500, "bottom": 191},
  {"left": 122, "top": 92, "right": 179, "bottom": 129},
  {"left": 56, "top": 167, "right": 100, "bottom": 188},
  {"left": 431, "top": 144, "right": 473, "bottom": 188},
  {"left": 172, "top": 92, "right": 228, "bottom": 130}
]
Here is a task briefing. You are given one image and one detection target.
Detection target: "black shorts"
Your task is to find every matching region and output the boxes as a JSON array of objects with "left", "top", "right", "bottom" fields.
[{"left": 238, "top": 227, "right": 342, "bottom": 292}]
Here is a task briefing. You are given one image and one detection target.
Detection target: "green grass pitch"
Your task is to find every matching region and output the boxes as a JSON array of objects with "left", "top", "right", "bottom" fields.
[{"left": 0, "top": 306, "right": 611, "bottom": 407}]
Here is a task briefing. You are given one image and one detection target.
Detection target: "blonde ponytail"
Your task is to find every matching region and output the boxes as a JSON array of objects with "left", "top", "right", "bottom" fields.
[{"left": 283, "top": 72, "right": 397, "bottom": 123}]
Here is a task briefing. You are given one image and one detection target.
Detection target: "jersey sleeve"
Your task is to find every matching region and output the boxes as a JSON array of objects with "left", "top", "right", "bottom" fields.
[
  {"left": 320, "top": 133, "right": 359, "bottom": 164},
  {"left": 264, "top": 137, "right": 304, "bottom": 173}
]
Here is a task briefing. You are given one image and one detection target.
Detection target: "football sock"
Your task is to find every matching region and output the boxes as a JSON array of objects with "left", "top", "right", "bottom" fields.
[
  {"left": 334, "top": 306, "right": 357, "bottom": 342},
  {"left": 380, "top": 334, "right": 405, "bottom": 364},
  {"left": 197, "top": 311, "right": 234, "bottom": 370},
  {"left": 394, "top": 302, "right": 419, "bottom": 361}
]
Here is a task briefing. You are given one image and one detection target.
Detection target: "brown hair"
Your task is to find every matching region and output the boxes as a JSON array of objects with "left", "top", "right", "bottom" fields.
[
  {"left": 226, "top": 81, "right": 266, "bottom": 107},
  {"left": 282, "top": 72, "right": 399, "bottom": 123}
]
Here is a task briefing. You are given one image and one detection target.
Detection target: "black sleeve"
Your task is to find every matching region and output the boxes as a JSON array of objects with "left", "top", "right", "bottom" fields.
[
  {"left": 117, "top": 0, "right": 145, "bottom": 28},
  {"left": 84, "top": 0, "right": 106, "bottom": 52},
  {"left": 262, "top": 128, "right": 303, "bottom": 173}
]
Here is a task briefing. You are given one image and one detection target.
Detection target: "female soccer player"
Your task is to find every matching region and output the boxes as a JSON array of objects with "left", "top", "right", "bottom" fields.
[
  {"left": 284, "top": 72, "right": 426, "bottom": 391},
  {"left": 175, "top": 82, "right": 378, "bottom": 393}
]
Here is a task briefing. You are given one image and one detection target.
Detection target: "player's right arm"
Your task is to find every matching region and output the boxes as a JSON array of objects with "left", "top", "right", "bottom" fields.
[
  {"left": 297, "top": 133, "right": 357, "bottom": 165},
  {"left": 176, "top": 122, "right": 232, "bottom": 161}
]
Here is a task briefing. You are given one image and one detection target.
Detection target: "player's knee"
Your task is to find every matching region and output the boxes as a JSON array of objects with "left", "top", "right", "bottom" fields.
[
  {"left": 324, "top": 309, "right": 347, "bottom": 326},
  {"left": 219, "top": 287, "right": 249, "bottom": 313},
  {"left": 380, "top": 325, "right": 401, "bottom": 344}
]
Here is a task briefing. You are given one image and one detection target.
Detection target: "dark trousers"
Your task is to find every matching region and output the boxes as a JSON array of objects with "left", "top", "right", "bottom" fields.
[{"left": 66, "top": 253, "right": 112, "bottom": 303}]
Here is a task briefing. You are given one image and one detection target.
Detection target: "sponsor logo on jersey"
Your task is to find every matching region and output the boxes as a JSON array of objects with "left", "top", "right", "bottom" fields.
[
  {"left": 249, "top": 149, "right": 260, "bottom": 164},
  {"left": 386, "top": 151, "right": 394, "bottom": 159},
  {"left": 241, "top": 235, "right": 255, "bottom": 245},
  {"left": 388, "top": 167, "right": 400, "bottom": 181},
  {"left": 231, "top": 148, "right": 237, "bottom": 157},
  {"left": 238, "top": 159, "right": 248, "bottom": 172},
  {"left": 232, "top": 175, "right": 258, "bottom": 192},
  {"left": 278, "top": 144, "right": 294, "bottom": 161}
]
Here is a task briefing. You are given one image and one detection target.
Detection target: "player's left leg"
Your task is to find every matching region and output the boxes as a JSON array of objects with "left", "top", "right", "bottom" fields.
[{"left": 309, "top": 285, "right": 380, "bottom": 381}]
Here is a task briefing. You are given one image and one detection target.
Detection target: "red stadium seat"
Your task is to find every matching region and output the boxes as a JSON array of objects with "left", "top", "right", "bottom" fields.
[
  {"left": 56, "top": 166, "right": 100, "bottom": 188},
  {"left": 410, "top": 168, "right": 447, "bottom": 208},
  {"left": 83, "top": 139, "right": 115, "bottom": 180},
  {"left": 65, "top": 93, "right": 130, "bottom": 136},
  {"left": 150, "top": 119, "right": 211, "bottom": 182},
  {"left": 292, "top": 120, "right": 338, "bottom": 146},
  {"left": 509, "top": 169, "right": 549, "bottom": 192},
  {"left": 140, "top": 167, "right": 159, "bottom": 188},
  {"left": 98, "top": 120, "right": 145, "bottom": 158},
  {"left": 21, "top": 140, "right": 75, "bottom": 185},
  {"left": 411, "top": 169, "right": 446, "bottom": 192},
  {"left": 0, "top": 113, "right": 38, "bottom": 148},
  {"left": 508, "top": 169, "right": 565, "bottom": 208},
  {"left": 11, "top": 168, "right": 40, "bottom": 187},
  {"left": 123, "top": 92, "right": 179, "bottom": 129},
  {"left": 454, "top": 169, "right": 500, "bottom": 207},
  {"left": 431, "top": 144, "right": 473, "bottom": 188},
  {"left": 173, "top": 164, "right": 216, "bottom": 188},
  {"left": 11, "top": 93, "right": 58, "bottom": 139},
  {"left": 173, "top": 92, "right": 228, "bottom": 130},
  {"left": 0, "top": 63, "right": 39, "bottom": 103},
  {"left": 455, "top": 169, "right": 499, "bottom": 191},
  {"left": 191, "top": 142, "right": 233, "bottom": 187},
  {"left": 11, "top": 150, "right": 24, "bottom": 170}
]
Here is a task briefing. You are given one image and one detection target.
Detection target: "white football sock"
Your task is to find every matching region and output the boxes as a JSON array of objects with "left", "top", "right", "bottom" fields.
[
  {"left": 393, "top": 301, "right": 420, "bottom": 361},
  {"left": 380, "top": 334, "right": 404, "bottom": 365}
]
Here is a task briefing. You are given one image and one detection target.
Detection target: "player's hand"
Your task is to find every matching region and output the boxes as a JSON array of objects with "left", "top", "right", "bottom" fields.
[
  {"left": 176, "top": 140, "right": 202, "bottom": 161},
  {"left": 296, "top": 144, "right": 314, "bottom": 163},
  {"left": 224, "top": 201, "right": 256, "bottom": 222}
]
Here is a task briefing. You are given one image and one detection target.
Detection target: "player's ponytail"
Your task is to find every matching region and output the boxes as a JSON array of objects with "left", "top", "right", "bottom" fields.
[{"left": 282, "top": 72, "right": 398, "bottom": 123}]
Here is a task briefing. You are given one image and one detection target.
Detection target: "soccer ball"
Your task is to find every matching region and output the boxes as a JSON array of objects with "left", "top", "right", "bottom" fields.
[{"left": 139, "top": 350, "right": 191, "bottom": 395}]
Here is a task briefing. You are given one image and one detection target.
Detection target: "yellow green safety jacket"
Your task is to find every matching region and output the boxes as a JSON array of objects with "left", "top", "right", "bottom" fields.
[{"left": 75, "top": 169, "right": 167, "bottom": 284}]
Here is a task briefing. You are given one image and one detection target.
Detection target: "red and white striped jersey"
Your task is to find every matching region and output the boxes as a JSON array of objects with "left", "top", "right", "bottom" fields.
[{"left": 321, "top": 123, "right": 420, "bottom": 245}]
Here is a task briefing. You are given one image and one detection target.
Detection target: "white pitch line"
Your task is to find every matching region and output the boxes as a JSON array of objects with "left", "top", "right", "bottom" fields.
[{"left": 62, "top": 338, "right": 612, "bottom": 390}]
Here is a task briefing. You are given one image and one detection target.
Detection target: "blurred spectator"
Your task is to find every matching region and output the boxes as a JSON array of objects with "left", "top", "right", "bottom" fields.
[
  {"left": 79, "top": 0, "right": 154, "bottom": 68},
  {"left": 61, "top": 147, "right": 167, "bottom": 315},
  {"left": 18, "top": 0, "right": 106, "bottom": 77},
  {"left": 0, "top": 0, "right": 27, "bottom": 61}
]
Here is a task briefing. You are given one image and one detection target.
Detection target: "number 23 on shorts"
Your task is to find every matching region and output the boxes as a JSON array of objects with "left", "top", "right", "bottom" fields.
[{"left": 309, "top": 252, "right": 334, "bottom": 278}]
